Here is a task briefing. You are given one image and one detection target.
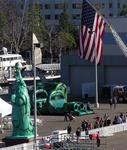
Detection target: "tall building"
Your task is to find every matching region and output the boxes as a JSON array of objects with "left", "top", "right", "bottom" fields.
[
  {"left": 13, "top": 0, "right": 127, "bottom": 26},
  {"left": 33, "top": 0, "right": 127, "bottom": 26}
]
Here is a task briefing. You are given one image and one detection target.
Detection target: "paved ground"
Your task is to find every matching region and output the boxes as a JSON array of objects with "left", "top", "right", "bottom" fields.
[{"left": 1, "top": 103, "right": 127, "bottom": 150}]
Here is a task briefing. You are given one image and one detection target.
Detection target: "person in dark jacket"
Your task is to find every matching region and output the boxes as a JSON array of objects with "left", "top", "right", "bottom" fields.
[{"left": 67, "top": 123, "right": 72, "bottom": 134}]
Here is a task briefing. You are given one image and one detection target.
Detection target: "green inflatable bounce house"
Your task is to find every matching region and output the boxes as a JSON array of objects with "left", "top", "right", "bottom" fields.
[{"left": 30, "top": 81, "right": 94, "bottom": 116}]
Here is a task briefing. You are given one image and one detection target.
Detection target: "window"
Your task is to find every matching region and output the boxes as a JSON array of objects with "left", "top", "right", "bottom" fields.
[
  {"left": 45, "top": 4, "right": 50, "bottom": 9},
  {"left": 102, "top": 3, "right": 105, "bottom": 8},
  {"left": 117, "top": 2, "right": 120, "bottom": 8},
  {"left": 109, "top": 3, "right": 113, "bottom": 8},
  {"left": 55, "top": 15, "right": 59, "bottom": 20},
  {"left": 39, "top": 4, "right": 43, "bottom": 9},
  {"left": 45, "top": 15, "right": 51, "bottom": 20},
  {"left": 72, "top": 3, "right": 82, "bottom": 9},
  {"left": 72, "top": 14, "right": 80, "bottom": 20},
  {"left": 109, "top": 13, "right": 113, "bottom": 16},
  {"left": 55, "top": 3, "right": 65, "bottom": 9}
]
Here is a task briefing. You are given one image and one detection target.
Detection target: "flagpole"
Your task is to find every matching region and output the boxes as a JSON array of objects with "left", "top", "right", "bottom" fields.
[
  {"left": 95, "top": 48, "right": 99, "bottom": 109},
  {"left": 92, "top": 30, "right": 99, "bottom": 109}
]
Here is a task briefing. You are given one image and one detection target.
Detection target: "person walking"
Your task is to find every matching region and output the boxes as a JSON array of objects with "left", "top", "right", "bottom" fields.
[
  {"left": 109, "top": 98, "right": 113, "bottom": 109},
  {"left": 81, "top": 120, "right": 86, "bottom": 131},
  {"left": 64, "top": 112, "right": 68, "bottom": 122},
  {"left": 67, "top": 123, "right": 72, "bottom": 134},
  {"left": 96, "top": 131, "right": 100, "bottom": 147},
  {"left": 112, "top": 87, "right": 117, "bottom": 109},
  {"left": 76, "top": 127, "right": 81, "bottom": 143},
  {"left": 113, "top": 97, "right": 117, "bottom": 109}
]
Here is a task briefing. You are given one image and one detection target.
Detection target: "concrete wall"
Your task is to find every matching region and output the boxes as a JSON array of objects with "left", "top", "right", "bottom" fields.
[{"left": 61, "top": 55, "right": 127, "bottom": 98}]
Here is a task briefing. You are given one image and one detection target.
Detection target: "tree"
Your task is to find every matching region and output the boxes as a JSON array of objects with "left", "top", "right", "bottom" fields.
[
  {"left": 27, "top": 3, "right": 46, "bottom": 42},
  {"left": 0, "top": 0, "right": 29, "bottom": 53},
  {"left": 56, "top": 1, "right": 77, "bottom": 61},
  {"left": 59, "top": 3, "right": 70, "bottom": 32},
  {"left": 94, "top": 3, "right": 103, "bottom": 11},
  {"left": 0, "top": 0, "right": 12, "bottom": 50},
  {"left": 56, "top": 31, "right": 76, "bottom": 62},
  {"left": 27, "top": 3, "right": 52, "bottom": 63},
  {"left": 120, "top": 4, "right": 127, "bottom": 16},
  {"left": 0, "top": 1, "right": 46, "bottom": 54}
]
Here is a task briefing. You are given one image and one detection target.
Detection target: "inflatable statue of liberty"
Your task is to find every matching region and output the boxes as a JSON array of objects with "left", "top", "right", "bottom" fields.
[{"left": 11, "top": 62, "right": 34, "bottom": 138}]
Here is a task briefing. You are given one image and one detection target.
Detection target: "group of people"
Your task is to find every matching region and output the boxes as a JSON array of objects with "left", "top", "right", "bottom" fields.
[
  {"left": 65, "top": 112, "right": 126, "bottom": 148},
  {"left": 112, "top": 113, "right": 126, "bottom": 124},
  {"left": 93, "top": 114, "right": 112, "bottom": 128},
  {"left": 83, "top": 112, "right": 127, "bottom": 130},
  {"left": 66, "top": 124, "right": 100, "bottom": 147},
  {"left": 64, "top": 111, "right": 75, "bottom": 122},
  {"left": 81, "top": 119, "right": 92, "bottom": 135},
  {"left": 66, "top": 112, "right": 127, "bottom": 136}
]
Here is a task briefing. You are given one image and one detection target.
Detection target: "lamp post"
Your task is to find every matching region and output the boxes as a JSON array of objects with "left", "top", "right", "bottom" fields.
[
  {"left": 32, "top": 39, "right": 43, "bottom": 149},
  {"left": 48, "top": 26, "right": 53, "bottom": 63}
]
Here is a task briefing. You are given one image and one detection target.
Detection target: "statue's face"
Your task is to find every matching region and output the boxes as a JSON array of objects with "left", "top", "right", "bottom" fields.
[{"left": 15, "top": 62, "right": 23, "bottom": 70}]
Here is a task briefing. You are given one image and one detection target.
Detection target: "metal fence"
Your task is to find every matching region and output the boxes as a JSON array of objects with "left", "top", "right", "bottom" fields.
[
  {"left": 37, "top": 133, "right": 107, "bottom": 150},
  {"left": 0, "top": 134, "right": 107, "bottom": 150},
  {"left": 50, "top": 135, "right": 107, "bottom": 150}
]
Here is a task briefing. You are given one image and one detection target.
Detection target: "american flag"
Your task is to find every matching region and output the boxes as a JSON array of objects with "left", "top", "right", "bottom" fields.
[{"left": 79, "top": 0, "right": 106, "bottom": 64}]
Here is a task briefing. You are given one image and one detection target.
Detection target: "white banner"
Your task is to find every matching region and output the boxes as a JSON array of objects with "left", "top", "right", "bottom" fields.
[
  {"left": 32, "top": 33, "right": 42, "bottom": 65},
  {"left": 0, "top": 98, "right": 12, "bottom": 117},
  {"left": 110, "top": 25, "right": 127, "bottom": 57}
]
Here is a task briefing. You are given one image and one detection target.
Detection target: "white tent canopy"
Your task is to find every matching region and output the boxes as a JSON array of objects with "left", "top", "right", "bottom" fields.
[{"left": 0, "top": 98, "right": 12, "bottom": 118}]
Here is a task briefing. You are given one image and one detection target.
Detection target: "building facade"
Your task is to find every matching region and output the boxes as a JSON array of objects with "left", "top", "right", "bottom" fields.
[
  {"left": 61, "top": 17, "right": 127, "bottom": 99},
  {"left": 13, "top": 0, "right": 127, "bottom": 26},
  {"left": 33, "top": 0, "right": 127, "bottom": 26}
]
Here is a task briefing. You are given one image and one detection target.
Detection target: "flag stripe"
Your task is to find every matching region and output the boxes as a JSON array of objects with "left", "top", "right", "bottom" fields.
[
  {"left": 96, "top": 15, "right": 103, "bottom": 63},
  {"left": 82, "top": 26, "right": 89, "bottom": 58},
  {"left": 79, "top": 0, "right": 106, "bottom": 64}
]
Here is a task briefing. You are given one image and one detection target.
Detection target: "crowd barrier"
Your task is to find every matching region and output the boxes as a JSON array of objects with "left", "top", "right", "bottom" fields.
[
  {"left": 88, "top": 122, "right": 127, "bottom": 137},
  {"left": 1, "top": 123, "right": 127, "bottom": 150}
]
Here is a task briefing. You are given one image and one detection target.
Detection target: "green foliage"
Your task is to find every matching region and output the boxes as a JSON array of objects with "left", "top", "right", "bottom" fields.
[
  {"left": 120, "top": 4, "right": 127, "bottom": 16},
  {"left": 0, "top": 0, "right": 78, "bottom": 62},
  {"left": 59, "top": 3, "right": 70, "bottom": 32},
  {"left": 0, "top": 0, "right": 11, "bottom": 47},
  {"left": 0, "top": 0, "right": 28, "bottom": 52},
  {"left": 27, "top": 4, "right": 46, "bottom": 42},
  {"left": 0, "top": 12, "right": 8, "bottom": 44},
  {"left": 57, "top": 32, "right": 76, "bottom": 50},
  {"left": 0, "top": 1, "right": 46, "bottom": 53},
  {"left": 57, "top": 2, "right": 77, "bottom": 56}
]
